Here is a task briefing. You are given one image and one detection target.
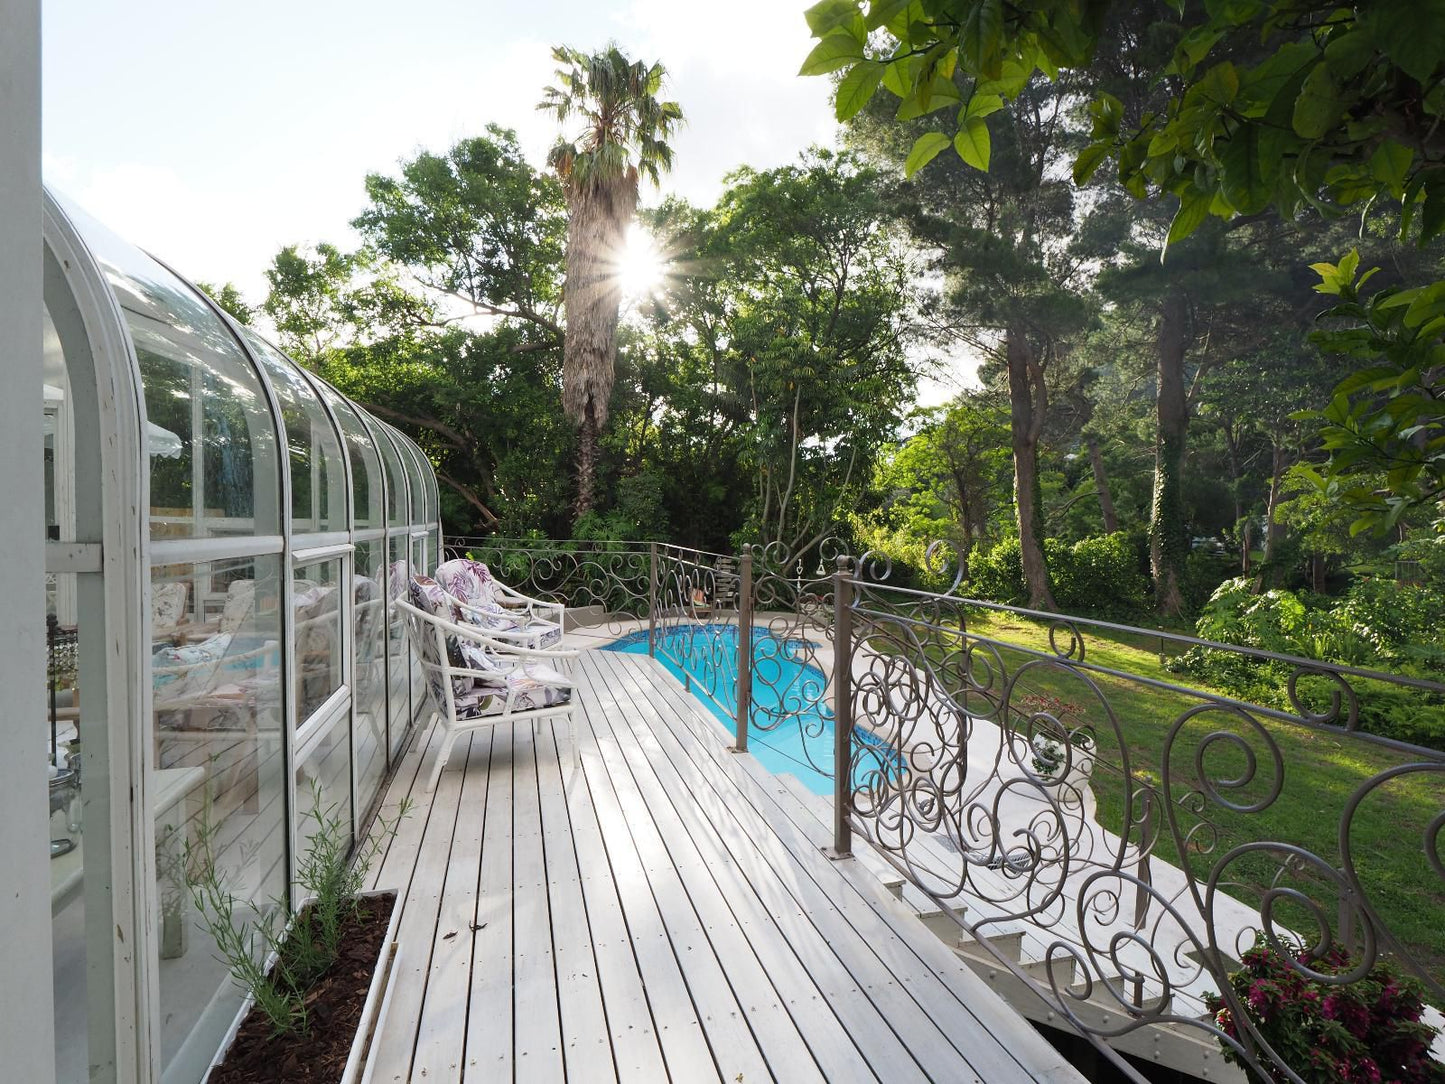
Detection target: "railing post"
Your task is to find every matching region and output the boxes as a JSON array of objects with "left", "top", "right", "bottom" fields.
[
  {"left": 648, "top": 541, "right": 658, "bottom": 659},
  {"left": 735, "top": 549, "right": 752, "bottom": 753},
  {"left": 830, "top": 554, "right": 853, "bottom": 858}
]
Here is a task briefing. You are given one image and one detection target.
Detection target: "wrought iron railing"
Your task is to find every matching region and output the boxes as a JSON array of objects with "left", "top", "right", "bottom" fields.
[{"left": 441, "top": 536, "right": 1445, "bottom": 1083}]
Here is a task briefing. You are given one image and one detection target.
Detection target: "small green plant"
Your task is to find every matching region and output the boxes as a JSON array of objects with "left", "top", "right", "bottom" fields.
[{"left": 185, "top": 782, "right": 410, "bottom": 1038}]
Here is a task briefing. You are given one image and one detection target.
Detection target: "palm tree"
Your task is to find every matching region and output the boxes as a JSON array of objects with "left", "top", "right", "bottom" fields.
[{"left": 538, "top": 44, "right": 682, "bottom": 522}]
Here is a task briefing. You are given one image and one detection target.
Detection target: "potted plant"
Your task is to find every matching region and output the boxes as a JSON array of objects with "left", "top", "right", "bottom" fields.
[
  {"left": 1029, "top": 726, "right": 1096, "bottom": 792},
  {"left": 1206, "top": 936, "right": 1444, "bottom": 1083},
  {"left": 187, "top": 785, "right": 410, "bottom": 1084}
]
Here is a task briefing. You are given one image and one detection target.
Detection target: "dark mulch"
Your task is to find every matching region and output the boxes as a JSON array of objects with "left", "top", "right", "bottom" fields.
[{"left": 208, "top": 891, "right": 397, "bottom": 1084}]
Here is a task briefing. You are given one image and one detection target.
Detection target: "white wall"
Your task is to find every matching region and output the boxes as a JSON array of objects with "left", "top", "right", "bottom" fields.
[{"left": 0, "top": 0, "right": 56, "bottom": 1079}]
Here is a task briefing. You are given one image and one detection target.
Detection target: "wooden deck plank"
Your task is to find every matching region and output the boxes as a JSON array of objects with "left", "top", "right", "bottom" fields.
[
  {"left": 511, "top": 719, "right": 567, "bottom": 1077},
  {"left": 410, "top": 730, "right": 491, "bottom": 1083},
  {"left": 592, "top": 654, "right": 959, "bottom": 1083},
  {"left": 576, "top": 662, "right": 833, "bottom": 1084},
  {"left": 532, "top": 716, "right": 619, "bottom": 1084},
  {"left": 369, "top": 721, "right": 469, "bottom": 1083},
  {"left": 541, "top": 715, "right": 675, "bottom": 1083},
  {"left": 361, "top": 643, "right": 1084, "bottom": 1084},
  {"left": 572, "top": 680, "right": 766, "bottom": 1083},
  {"left": 365, "top": 713, "right": 433, "bottom": 893},
  {"left": 622, "top": 651, "right": 1083, "bottom": 1083},
  {"left": 463, "top": 721, "right": 514, "bottom": 1083}
]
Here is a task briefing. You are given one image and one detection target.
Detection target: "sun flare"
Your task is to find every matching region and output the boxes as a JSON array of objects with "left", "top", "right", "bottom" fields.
[{"left": 616, "top": 223, "right": 666, "bottom": 300}]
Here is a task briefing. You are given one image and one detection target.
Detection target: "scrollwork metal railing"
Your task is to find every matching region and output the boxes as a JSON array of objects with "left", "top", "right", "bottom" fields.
[
  {"left": 835, "top": 559, "right": 1445, "bottom": 1084},
  {"left": 443, "top": 534, "right": 1445, "bottom": 1083}
]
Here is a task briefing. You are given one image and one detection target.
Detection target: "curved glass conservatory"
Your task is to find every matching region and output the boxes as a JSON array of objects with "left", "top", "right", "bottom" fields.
[{"left": 38, "top": 189, "right": 439, "bottom": 1082}]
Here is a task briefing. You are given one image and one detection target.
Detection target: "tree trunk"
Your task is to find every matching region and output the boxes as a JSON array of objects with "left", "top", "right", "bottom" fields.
[
  {"left": 574, "top": 410, "right": 599, "bottom": 523},
  {"left": 1007, "top": 326, "right": 1056, "bottom": 610},
  {"left": 1255, "top": 442, "right": 1288, "bottom": 591},
  {"left": 1086, "top": 436, "right": 1118, "bottom": 534},
  {"left": 562, "top": 177, "right": 635, "bottom": 525},
  {"left": 1150, "top": 290, "right": 1189, "bottom": 618},
  {"left": 1222, "top": 422, "right": 1250, "bottom": 572}
]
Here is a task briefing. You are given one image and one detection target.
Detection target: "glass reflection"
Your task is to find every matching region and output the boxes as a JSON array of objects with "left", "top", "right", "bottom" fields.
[
  {"left": 244, "top": 334, "right": 344, "bottom": 535},
  {"left": 353, "top": 539, "right": 388, "bottom": 818},
  {"left": 294, "top": 558, "right": 345, "bottom": 725},
  {"left": 296, "top": 713, "right": 353, "bottom": 860},
  {"left": 60, "top": 199, "right": 282, "bottom": 542},
  {"left": 318, "top": 385, "right": 384, "bottom": 531},
  {"left": 150, "top": 555, "right": 286, "bottom": 1074}
]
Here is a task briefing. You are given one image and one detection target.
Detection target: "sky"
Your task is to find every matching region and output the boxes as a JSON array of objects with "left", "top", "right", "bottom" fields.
[{"left": 42, "top": 0, "right": 971, "bottom": 403}]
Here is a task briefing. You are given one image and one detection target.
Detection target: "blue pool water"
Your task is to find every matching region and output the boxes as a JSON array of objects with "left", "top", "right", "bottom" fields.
[{"left": 603, "top": 624, "right": 901, "bottom": 795}]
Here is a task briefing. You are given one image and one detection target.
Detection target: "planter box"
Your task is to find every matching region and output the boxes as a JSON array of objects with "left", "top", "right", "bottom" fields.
[{"left": 204, "top": 888, "right": 401, "bottom": 1084}]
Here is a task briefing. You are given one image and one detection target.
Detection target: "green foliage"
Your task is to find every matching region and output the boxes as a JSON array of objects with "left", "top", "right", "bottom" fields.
[
  {"left": 539, "top": 45, "right": 683, "bottom": 191},
  {"left": 849, "top": 516, "right": 959, "bottom": 592},
  {"left": 185, "top": 784, "right": 409, "bottom": 1038},
  {"left": 354, "top": 125, "right": 566, "bottom": 333},
  {"left": 805, "top": 0, "right": 1445, "bottom": 536},
  {"left": 1205, "top": 937, "right": 1445, "bottom": 1084},
  {"left": 195, "top": 280, "right": 253, "bottom": 325},
  {"left": 967, "top": 536, "right": 1026, "bottom": 604},
  {"left": 1046, "top": 532, "right": 1150, "bottom": 619},
  {"left": 1302, "top": 259, "right": 1445, "bottom": 534},
  {"left": 1170, "top": 577, "right": 1445, "bottom": 749}
]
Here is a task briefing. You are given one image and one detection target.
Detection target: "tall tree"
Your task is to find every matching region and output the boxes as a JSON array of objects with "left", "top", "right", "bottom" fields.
[
  {"left": 709, "top": 150, "right": 918, "bottom": 559},
  {"left": 805, "top": 0, "right": 1445, "bottom": 534},
  {"left": 538, "top": 44, "right": 683, "bottom": 522}
]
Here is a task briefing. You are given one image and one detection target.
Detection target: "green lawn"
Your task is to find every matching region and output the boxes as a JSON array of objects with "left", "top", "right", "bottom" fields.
[{"left": 912, "top": 610, "right": 1445, "bottom": 978}]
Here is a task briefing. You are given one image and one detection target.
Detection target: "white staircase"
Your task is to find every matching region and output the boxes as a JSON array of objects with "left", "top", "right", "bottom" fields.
[{"left": 770, "top": 774, "right": 1244, "bottom": 1083}]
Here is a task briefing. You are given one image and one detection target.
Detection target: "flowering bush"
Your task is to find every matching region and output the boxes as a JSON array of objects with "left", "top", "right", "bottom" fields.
[{"left": 1205, "top": 938, "right": 1444, "bottom": 1084}]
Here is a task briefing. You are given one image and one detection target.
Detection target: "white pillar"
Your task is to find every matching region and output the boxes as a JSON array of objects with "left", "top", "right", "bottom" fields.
[{"left": 0, "top": 0, "right": 57, "bottom": 1080}]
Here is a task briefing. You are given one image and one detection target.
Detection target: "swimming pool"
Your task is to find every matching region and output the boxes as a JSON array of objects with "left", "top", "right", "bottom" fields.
[{"left": 604, "top": 623, "right": 902, "bottom": 796}]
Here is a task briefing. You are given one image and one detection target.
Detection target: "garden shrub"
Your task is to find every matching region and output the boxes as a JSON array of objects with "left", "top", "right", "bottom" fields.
[
  {"left": 966, "top": 537, "right": 1025, "bottom": 604},
  {"left": 1046, "top": 532, "right": 1150, "bottom": 619},
  {"left": 1206, "top": 937, "right": 1444, "bottom": 1084},
  {"left": 965, "top": 533, "right": 1150, "bottom": 618},
  {"left": 1169, "top": 578, "right": 1445, "bottom": 750},
  {"left": 847, "top": 519, "right": 961, "bottom": 593}
]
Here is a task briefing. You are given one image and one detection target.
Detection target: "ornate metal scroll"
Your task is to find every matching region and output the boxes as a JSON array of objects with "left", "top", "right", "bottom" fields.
[
  {"left": 838, "top": 575, "right": 1445, "bottom": 1084},
  {"left": 445, "top": 536, "right": 652, "bottom": 635}
]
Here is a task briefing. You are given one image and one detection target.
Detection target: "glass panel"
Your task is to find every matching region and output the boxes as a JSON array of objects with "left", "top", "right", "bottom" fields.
[
  {"left": 296, "top": 713, "right": 352, "bottom": 858},
  {"left": 66, "top": 202, "right": 279, "bottom": 541},
  {"left": 398, "top": 432, "right": 428, "bottom": 528},
  {"left": 387, "top": 533, "right": 411, "bottom": 760},
  {"left": 320, "top": 386, "right": 384, "bottom": 531},
  {"left": 150, "top": 554, "right": 286, "bottom": 1075},
  {"left": 294, "top": 558, "right": 344, "bottom": 726},
  {"left": 353, "top": 539, "right": 387, "bottom": 817},
  {"left": 375, "top": 421, "right": 408, "bottom": 530},
  {"left": 243, "top": 333, "right": 345, "bottom": 535}
]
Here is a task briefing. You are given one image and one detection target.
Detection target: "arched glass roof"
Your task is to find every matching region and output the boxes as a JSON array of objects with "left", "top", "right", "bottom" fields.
[{"left": 39, "top": 187, "right": 441, "bottom": 1083}]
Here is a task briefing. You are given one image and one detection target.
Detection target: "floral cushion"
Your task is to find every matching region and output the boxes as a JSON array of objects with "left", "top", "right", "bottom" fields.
[
  {"left": 454, "top": 663, "right": 572, "bottom": 719},
  {"left": 406, "top": 574, "right": 571, "bottom": 718},
  {"left": 435, "top": 558, "right": 560, "bottom": 646},
  {"left": 218, "top": 580, "right": 257, "bottom": 635},
  {"left": 152, "top": 581, "right": 189, "bottom": 632}
]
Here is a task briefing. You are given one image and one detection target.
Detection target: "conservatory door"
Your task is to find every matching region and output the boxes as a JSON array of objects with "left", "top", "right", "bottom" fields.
[{"left": 41, "top": 236, "right": 150, "bottom": 1083}]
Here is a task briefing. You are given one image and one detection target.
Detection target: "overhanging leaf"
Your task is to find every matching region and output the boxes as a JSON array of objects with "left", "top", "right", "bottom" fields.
[
  {"left": 835, "top": 62, "right": 884, "bottom": 121},
  {"left": 1072, "top": 143, "right": 1109, "bottom": 186},
  {"left": 904, "top": 132, "right": 952, "bottom": 178},
  {"left": 954, "top": 117, "right": 992, "bottom": 171},
  {"left": 800, "top": 33, "right": 866, "bottom": 76}
]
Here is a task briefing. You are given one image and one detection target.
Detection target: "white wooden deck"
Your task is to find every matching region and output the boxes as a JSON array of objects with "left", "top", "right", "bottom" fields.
[{"left": 362, "top": 649, "right": 1083, "bottom": 1083}]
